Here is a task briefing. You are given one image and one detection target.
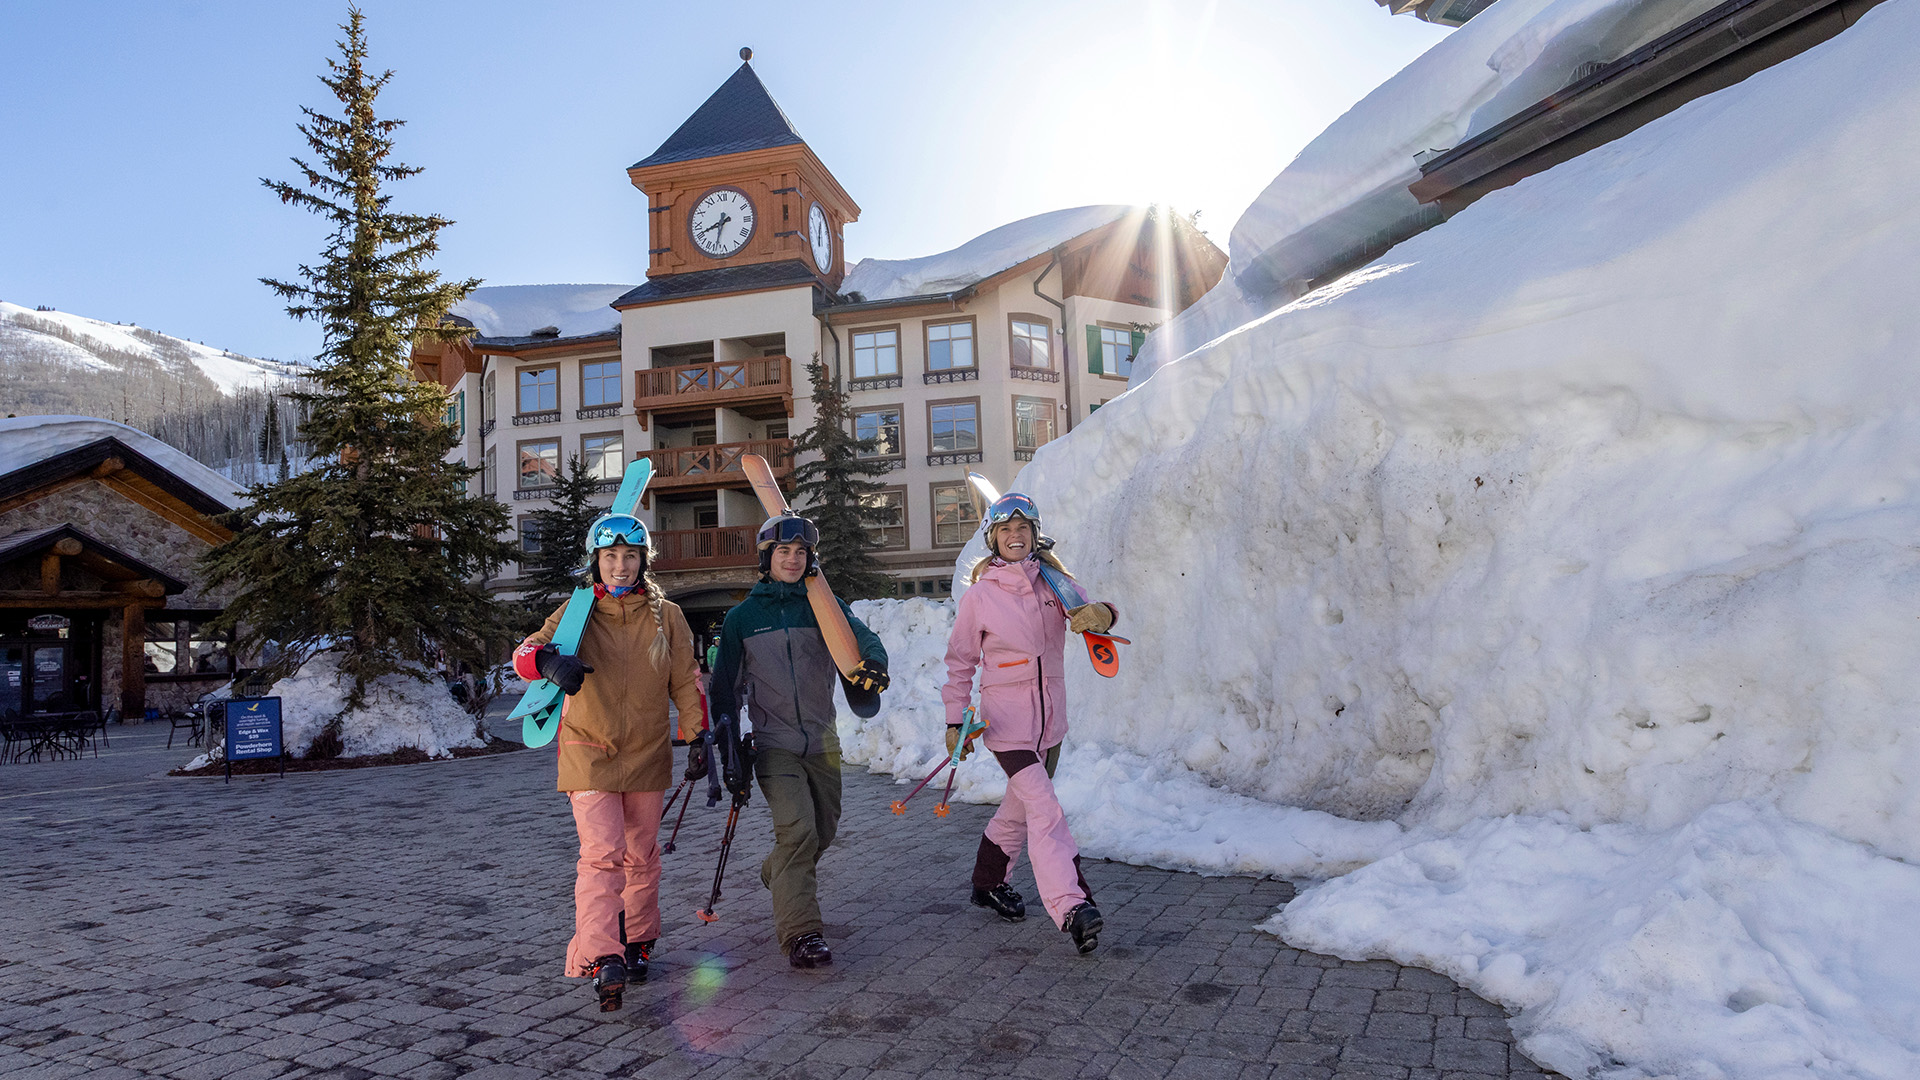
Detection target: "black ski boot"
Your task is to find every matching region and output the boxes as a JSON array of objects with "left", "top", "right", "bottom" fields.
[
  {"left": 787, "top": 932, "right": 832, "bottom": 969},
  {"left": 590, "top": 953, "right": 627, "bottom": 1011},
  {"left": 971, "top": 883, "right": 1027, "bottom": 922},
  {"left": 624, "top": 939, "right": 655, "bottom": 984},
  {"left": 1062, "top": 902, "right": 1103, "bottom": 955}
]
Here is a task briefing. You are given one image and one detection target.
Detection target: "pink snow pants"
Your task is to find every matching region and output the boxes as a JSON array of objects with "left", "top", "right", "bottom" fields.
[
  {"left": 979, "top": 752, "right": 1091, "bottom": 927},
  {"left": 565, "top": 789, "right": 664, "bottom": 977}
]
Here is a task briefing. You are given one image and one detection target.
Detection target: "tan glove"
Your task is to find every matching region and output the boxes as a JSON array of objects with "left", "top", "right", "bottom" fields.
[
  {"left": 945, "top": 725, "right": 974, "bottom": 761},
  {"left": 1068, "top": 602, "right": 1115, "bottom": 635}
]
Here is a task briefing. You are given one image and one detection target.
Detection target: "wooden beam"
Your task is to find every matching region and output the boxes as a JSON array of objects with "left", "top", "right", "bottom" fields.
[
  {"left": 112, "top": 579, "right": 167, "bottom": 598},
  {"left": 90, "top": 456, "right": 125, "bottom": 478},
  {"left": 122, "top": 603, "right": 146, "bottom": 719},
  {"left": 0, "top": 591, "right": 167, "bottom": 609},
  {"left": 52, "top": 536, "right": 84, "bottom": 556},
  {"left": 41, "top": 553, "right": 60, "bottom": 595},
  {"left": 99, "top": 474, "right": 230, "bottom": 545}
]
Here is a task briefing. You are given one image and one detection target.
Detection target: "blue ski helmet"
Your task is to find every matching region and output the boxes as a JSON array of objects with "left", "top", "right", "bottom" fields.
[{"left": 585, "top": 513, "right": 649, "bottom": 554}]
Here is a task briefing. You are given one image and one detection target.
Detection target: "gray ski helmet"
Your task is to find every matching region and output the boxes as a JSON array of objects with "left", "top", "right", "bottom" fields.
[
  {"left": 981, "top": 492, "right": 1041, "bottom": 556},
  {"left": 586, "top": 513, "right": 649, "bottom": 554},
  {"left": 757, "top": 514, "right": 819, "bottom": 576}
]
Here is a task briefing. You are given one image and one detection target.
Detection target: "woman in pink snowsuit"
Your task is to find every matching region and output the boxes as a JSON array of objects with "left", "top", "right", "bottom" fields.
[{"left": 942, "top": 492, "right": 1117, "bottom": 954}]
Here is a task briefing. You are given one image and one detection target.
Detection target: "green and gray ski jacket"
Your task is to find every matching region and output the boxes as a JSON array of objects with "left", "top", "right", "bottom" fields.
[{"left": 710, "top": 578, "right": 887, "bottom": 757}]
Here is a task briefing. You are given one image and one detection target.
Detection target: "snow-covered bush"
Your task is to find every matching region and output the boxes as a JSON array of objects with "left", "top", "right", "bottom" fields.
[{"left": 266, "top": 650, "right": 484, "bottom": 759}]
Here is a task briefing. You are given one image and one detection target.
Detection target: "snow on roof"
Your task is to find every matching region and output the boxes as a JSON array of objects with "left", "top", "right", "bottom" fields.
[
  {"left": 0, "top": 301, "right": 296, "bottom": 395},
  {"left": 0, "top": 415, "right": 242, "bottom": 508},
  {"left": 840, "top": 206, "right": 1135, "bottom": 302},
  {"left": 449, "top": 284, "right": 633, "bottom": 340}
]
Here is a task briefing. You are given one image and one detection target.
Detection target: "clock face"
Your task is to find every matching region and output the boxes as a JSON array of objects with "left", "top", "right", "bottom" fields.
[
  {"left": 808, "top": 202, "right": 833, "bottom": 271},
  {"left": 688, "top": 187, "right": 755, "bottom": 258}
]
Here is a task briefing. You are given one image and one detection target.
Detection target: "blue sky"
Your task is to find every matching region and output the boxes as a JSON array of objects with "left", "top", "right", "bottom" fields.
[{"left": 0, "top": 1, "right": 1447, "bottom": 362}]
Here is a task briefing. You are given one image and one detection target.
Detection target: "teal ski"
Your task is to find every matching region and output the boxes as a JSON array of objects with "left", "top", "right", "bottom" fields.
[{"left": 506, "top": 457, "right": 653, "bottom": 746}]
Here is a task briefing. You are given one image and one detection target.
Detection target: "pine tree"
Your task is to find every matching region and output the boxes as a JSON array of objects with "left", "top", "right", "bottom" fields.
[
  {"left": 201, "top": 7, "right": 515, "bottom": 732},
  {"left": 790, "top": 355, "right": 896, "bottom": 600},
  {"left": 521, "top": 454, "right": 604, "bottom": 615}
]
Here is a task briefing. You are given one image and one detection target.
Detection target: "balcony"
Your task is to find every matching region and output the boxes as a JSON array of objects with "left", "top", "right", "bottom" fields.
[
  {"left": 637, "top": 438, "right": 795, "bottom": 493},
  {"left": 649, "top": 526, "right": 757, "bottom": 571},
  {"left": 634, "top": 355, "right": 793, "bottom": 428}
]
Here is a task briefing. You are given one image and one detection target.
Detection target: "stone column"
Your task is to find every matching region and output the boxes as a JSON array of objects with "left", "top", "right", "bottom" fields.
[{"left": 121, "top": 603, "right": 146, "bottom": 719}]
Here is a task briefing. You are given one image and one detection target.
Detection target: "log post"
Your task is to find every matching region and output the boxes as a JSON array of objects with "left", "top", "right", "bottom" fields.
[
  {"left": 122, "top": 603, "right": 146, "bottom": 719},
  {"left": 41, "top": 553, "right": 61, "bottom": 595}
]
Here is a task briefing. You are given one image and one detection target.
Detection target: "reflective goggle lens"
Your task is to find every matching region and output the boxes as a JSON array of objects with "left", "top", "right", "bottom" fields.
[
  {"left": 760, "top": 517, "right": 819, "bottom": 547},
  {"left": 986, "top": 493, "right": 1039, "bottom": 525},
  {"left": 591, "top": 516, "right": 647, "bottom": 548}
]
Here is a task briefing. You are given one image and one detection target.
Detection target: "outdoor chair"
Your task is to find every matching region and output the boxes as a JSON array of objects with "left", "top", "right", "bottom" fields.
[{"left": 166, "top": 709, "right": 203, "bottom": 749}]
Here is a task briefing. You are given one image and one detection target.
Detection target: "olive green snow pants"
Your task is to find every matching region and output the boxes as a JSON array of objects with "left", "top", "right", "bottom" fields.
[{"left": 754, "top": 747, "right": 841, "bottom": 948}]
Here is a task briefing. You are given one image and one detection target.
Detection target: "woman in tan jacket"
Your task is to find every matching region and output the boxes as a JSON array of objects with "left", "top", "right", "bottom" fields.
[{"left": 512, "top": 512, "right": 703, "bottom": 1011}]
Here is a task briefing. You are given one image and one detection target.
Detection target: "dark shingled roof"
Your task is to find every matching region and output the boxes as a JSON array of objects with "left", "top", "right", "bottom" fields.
[
  {"left": 612, "top": 261, "right": 818, "bottom": 308},
  {"left": 632, "top": 63, "right": 805, "bottom": 169},
  {"left": 472, "top": 328, "right": 620, "bottom": 353}
]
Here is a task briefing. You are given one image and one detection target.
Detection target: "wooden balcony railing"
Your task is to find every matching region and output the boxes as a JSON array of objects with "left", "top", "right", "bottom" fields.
[
  {"left": 634, "top": 355, "right": 792, "bottom": 417},
  {"left": 649, "top": 526, "right": 758, "bottom": 571},
  {"left": 637, "top": 438, "right": 795, "bottom": 491}
]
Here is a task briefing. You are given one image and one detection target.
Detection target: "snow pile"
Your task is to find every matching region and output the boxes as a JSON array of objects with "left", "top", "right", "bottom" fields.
[
  {"left": 1133, "top": 0, "right": 1727, "bottom": 383},
  {"left": 0, "top": 415, "right": 242, "bottom": 506},
  {"left": 450, "top": 284, "right": 631, "bottom": 339},
  {"left": 266, "top": 650, "right": 483, "bottom": 759},
  {"left": 0, "top": 301, "right": 297, "bottom": 394},
  {"left": 1275, "top": 804, "right": 1920, "bottom": 1079},
  {"left": 840, "top": 206, "right": 1133, "bottom": 302},
  {"left": 902, "top": 2, "right": 1920, "bottom": 1075}
]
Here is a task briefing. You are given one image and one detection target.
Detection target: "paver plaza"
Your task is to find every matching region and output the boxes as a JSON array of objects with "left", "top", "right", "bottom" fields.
[{"left": 0, "top": 723, "right": 1558, "bottom": 1079}]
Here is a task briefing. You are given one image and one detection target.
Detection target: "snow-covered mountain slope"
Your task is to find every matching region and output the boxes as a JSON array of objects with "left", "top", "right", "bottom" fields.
[
  {"left": 843, "top": 1, "right": 1920, "bottom": 1077},
  {"left": 0, "top": 301, "right": 299, "bottom": 395}
]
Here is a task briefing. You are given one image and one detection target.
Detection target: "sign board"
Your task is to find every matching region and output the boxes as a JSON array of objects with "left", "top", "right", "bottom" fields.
[
  {"left": 222, "top": 697, "right": 284, "bottom": 782},
  {"left": 27, "top": 614, "right": 70, "bottom": 631}
]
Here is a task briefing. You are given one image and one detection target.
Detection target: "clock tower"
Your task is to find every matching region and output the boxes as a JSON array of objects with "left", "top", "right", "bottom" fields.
[{"left": 628, "top": 51, "right": 859, "bottom": 290}]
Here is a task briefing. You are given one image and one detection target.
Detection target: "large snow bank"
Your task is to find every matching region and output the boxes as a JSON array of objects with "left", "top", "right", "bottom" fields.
[
  {"left": 264, "top": 650, "right": 482, "bottom": 760},
  {"left": 0, "top": 415, "right": 242, "bottom": 506},
  {"left": 0, "top": 301, "right": 296, "bottom": 394},
  {"left": 858, "top": 1, "right": 1920, "bottom": 1075},
  {"left": 839, "top": 206, "right": 1133, "bottom": 302},
  {"left": 1133, "top": 0, "right": 1726, "bottom": 383},
  {"left": 450, "top": 284, "right": 631, "bottom": 339}
]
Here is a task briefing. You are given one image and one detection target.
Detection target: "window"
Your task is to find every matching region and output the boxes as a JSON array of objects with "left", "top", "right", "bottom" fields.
[
  {"left": 518, "top": 439, "right": 560, "bottom": 489},
  {"left": 483, "top": 371, "right": 496, "bottom": 423},
  {"left": 860, "top": 488, "right": 908, "bottom": 550},
  {"left": 851, "top": 327, "right": 900, "bottom": 379},
  {"left": 518, "top": 366, "right": 558, "bottom": 413},
  {"left": 694, "top": 505, "right": 720, "bottom": 530},
  {"left": 1088, "top": 325, "right": 1144, "bottom": 378},
  {"left": 187, "top": 621, "right": 234, "bottom": 675},
  {"left": 1010, "top": 316, "right": 1052, "bottom": 368},
  {"left": 444, "top": 389, "right": 466, "bottom": 434},
  {"left": 765, "top": 420, "right": 789, "bottom": 441},
  {"left": 925, "top": 319, "right": 975, "bottom": 371},
  {"left": 852, "top": 406, "right": 903, "bottom": 459},
  {"left": 692, "top": 428, "right": 717, "bottom": 446},
  {"left": 581, "top": 360, "right": 621, "bottom": 408},
  {"left": 931, "top": 482, "right": 973, "bottom": 547},
  {"left": 518, "top": 517, "right": 542, "bottom": 555},
  {"left": 1014, "top": 397, "right": 1057, "bottom": 453},
  {"left": 582, "top": 433, "right": 623, "bottom": 481},
  {"left": 143, "top": 619, "right": 178, "bottom": 675},
  {"left": 928, "top": 400, "right": 979, "bottom": 453},
  {"left": 482, "top": 446, "right": 497, "bottom": 496}
]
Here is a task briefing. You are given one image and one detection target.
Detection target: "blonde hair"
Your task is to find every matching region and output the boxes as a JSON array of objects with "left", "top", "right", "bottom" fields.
[
  {"left": 641, "top": 570, "right": 670, "bottom": 667},
  {"left": 969, "top": 521, "right": 1073, "bottom": 584}
]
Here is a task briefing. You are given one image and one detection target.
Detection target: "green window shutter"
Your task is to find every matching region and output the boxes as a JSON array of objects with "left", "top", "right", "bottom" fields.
[
  {"left": 1086, "top": 325, "right": 1103, "bottom": 374},
  {"left": 1130, "top": 329, "right": 1147, "bottom": 358}
]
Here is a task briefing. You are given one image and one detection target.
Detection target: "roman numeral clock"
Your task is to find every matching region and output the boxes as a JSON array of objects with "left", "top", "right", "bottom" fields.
[{"left": 689, "top": 186, "right": 755, "bottom": 258}]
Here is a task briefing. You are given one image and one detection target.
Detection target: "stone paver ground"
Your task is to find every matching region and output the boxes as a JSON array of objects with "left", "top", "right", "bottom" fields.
[{"left": 0, "top": 722, "right": 1562, "bottom": 1080}]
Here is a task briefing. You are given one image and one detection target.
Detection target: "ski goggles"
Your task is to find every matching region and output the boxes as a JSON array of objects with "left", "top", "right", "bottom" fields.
[
  {"left": 587, "top": 515, "right": 649, "bottom": 551},
  {"left": 757, "top": 516, "right": 819, "bottom": 550},
  {"left": 983, "top": 493, "right": 1041, "bottom": 528}
]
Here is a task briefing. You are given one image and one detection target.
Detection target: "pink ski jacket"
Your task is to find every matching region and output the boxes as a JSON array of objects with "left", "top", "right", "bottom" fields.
[{"left": 943, "top": 558, "right": 1108, "bottom": 754}]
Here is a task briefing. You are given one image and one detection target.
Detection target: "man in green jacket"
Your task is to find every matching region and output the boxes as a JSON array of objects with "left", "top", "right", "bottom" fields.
[{"left": 707, "top": 514, "right": 888, "bottom": 968}]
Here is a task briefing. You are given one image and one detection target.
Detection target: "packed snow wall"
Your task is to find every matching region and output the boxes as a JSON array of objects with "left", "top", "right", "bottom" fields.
[{"left": 1000, "top": 0, "right": 1920, "bottom": 860}]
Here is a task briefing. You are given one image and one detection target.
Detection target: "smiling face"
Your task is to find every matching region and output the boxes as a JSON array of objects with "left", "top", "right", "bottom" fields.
[
  {"left": 769, "top": 541, "right": 810, "bottom": 583},
  {"left": 991, "top": 518, "right": 1034, "bottom": 561},
  {"left": 597, "top": 544, "right": 643, "bottom": 589}
]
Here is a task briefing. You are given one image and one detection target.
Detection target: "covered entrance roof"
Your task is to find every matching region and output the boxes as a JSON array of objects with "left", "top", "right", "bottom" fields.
[{"left": 0, "top": 522, "right": 186, "bottom": 606}]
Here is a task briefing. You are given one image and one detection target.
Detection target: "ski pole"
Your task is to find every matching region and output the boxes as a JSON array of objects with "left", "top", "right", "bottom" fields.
[
  {"left": 695, "top": 795, "right": 745, "bottom": 923},
  {"left": 891, "top": 706, "right": 983, "bottom": 816},
  {"left": 661, "top": 777, "right": 694, "bottom": 854}
]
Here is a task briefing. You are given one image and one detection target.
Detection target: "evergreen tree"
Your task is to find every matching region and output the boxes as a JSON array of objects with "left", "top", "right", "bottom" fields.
[
  {"left": 521, "top": 454, "right": 604, "bottom": 615},
  {"left": 790, "top": 355, "right": 896, "bottom": 600},
  {"left": 201, "top": 7, "right": 515, "bottom": 730}
]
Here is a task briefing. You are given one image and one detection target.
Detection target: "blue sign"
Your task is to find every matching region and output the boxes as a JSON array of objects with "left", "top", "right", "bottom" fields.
[{"left": 225, "top": 697, "right": 282, "bottom": 761}]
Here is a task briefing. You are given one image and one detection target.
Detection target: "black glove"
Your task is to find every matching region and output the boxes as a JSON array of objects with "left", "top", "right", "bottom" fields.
[
  {"left": 533, "top": 644, "right": 592, "bottom": 696},
  {"left": 715, "top": 716, "right": 754, "bottom": 804},
  {"left": 684, "top": 731, "right": 710, "bottom": 783},
  {"left": 848, "top": 660, "right": 889, "bottom": 694}
]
